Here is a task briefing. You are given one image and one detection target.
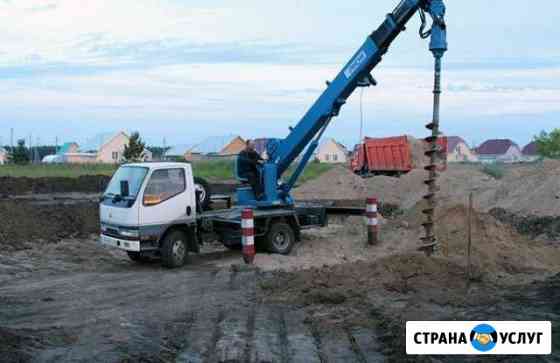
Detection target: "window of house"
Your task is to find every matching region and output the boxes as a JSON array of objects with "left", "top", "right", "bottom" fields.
[
  {"left": 333, "top": 154, "right": 338, "bottom": 161},
  {"left": 325, "top": 154, "right": 330, "bottom": 161},
  {"left": 112, "top": 151, "right": 119, "bottom": 161},
  {"left": 144, "top": 168, "right": 186, "bottom": 205}
]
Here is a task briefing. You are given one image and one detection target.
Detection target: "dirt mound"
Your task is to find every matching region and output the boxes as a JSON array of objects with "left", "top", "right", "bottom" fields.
[
  {"left": 261, "top": 252, "right": 468, "bottom": 308},
  {"left": 433, "top": 204, "right": 560, "bottom": 276},
  {"left": 490, "top": 207, "right": 560, "bottom": 240},
  {"left": 293, "top": 163, "right": 498, "bottom": 210},
  {"left": 292, "top": 165, "right": 366, "bottom": 200},
  {"left": 407, "top": 135, "right": 428, "bottom": 168},
  {"left": 0, "top": 200, "right": 99, "bottom": 251},
  {"left": 0, "top": 175, "right": 110, "bottom": 196},
  {"left": 294, "top": 160, "right": 558, "bottom": 217},
  {"left": 483, "top": 159, "right": 560, "bottom": 216}
]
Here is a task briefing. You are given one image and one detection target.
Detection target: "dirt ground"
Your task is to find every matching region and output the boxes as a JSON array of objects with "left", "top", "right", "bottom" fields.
[
  {"left": 1, "top": 162, "right": 559, "bottom": 362},
  {"left": 0, "top": 176, "right": 110, "bottom": 196}
]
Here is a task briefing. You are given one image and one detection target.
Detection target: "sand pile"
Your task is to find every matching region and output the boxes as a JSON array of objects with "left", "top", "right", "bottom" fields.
[
  {"left": 294, "top": 163, "right": 497, "bottom": 209},
  {"left": 292, "top": 165, "right": 366, "bottom": 200},
  {"left": 432, "top": 204, "right": 560, "bottom": 276},
  {"left": 295, "top": 161, "right": 560, "bottom": 215},
  {"left": 408, "top": 135, "right": 429, "bottom": 168},
  {"left": 483, "top": 159, "right": 560, "bottom": 216}
]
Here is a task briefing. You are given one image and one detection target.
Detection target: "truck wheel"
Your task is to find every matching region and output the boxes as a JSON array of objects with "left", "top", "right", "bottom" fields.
[
  {"left": 161, "top": 230, "right": 188, "bottom": 268},
  {"left": 265, "top": 222, "right": 295, "bottom": 255},
  {"left": 194, "top": 177, "right": 211, "bottom": 210},
  {"left": 126, "top": 251, "right": 150, "bottom": 263}
]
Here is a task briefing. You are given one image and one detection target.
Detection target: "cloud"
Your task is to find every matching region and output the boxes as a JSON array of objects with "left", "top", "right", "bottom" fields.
[
  {"left": 27, "top": 3, "right": 57, "bottom": 13},
  {"left": 0, "top": 0, "right": 559, "bottom": 146}
]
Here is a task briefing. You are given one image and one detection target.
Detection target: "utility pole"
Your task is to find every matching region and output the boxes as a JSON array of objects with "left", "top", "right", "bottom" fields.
[
  {"left": 10, "top": 128, "right": 14, "bottom": 150},
  {"left": 36, "top": 136, "right": 41, "bottom": 163},
  {"left": 29, "top": 133, "right": 33, "bottom": 160}
]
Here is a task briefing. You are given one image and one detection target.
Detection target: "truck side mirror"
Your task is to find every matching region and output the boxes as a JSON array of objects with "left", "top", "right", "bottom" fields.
[{"left": 120, "top": 180, "right": 130, "bottom": 197}]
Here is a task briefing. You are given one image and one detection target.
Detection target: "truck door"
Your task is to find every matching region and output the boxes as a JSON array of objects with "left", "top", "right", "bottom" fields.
[{"left": 139, "top": 167, "right": 194, "bottom": 227}]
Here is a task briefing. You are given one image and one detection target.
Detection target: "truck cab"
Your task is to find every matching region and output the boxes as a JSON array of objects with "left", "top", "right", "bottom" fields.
[{"left": 99, "top": 162, "right": 199, "bottom": 267}]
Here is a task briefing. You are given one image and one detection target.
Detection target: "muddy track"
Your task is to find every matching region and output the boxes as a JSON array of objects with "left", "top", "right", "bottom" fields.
[{"left": 0, "top": 261, "right": 386, "bottom": 362}]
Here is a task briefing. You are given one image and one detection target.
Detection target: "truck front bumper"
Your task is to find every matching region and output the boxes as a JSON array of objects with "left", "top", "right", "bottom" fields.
[{"left": 100, "top": 234, "right": 141, "bottom": 252}]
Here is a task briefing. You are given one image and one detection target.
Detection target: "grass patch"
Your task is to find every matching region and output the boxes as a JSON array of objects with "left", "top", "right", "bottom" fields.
[
  {"left": 191, "top": 159, "right": 235, "bottom": 181},
  {"left": 192, "top": 159, "right": 334, "bottom": 184},
  {"left": 0, "top": 164, "right": 117, "bottom": 178},
  {"left": 0, "top": 159, "right": 335, "bottom": 184},
  {"left": 480, "top": 163, "right": 505, "bottom": 179}
]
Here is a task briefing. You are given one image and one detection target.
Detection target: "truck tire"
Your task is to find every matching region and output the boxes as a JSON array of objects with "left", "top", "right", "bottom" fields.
[
  {"left": 265, "top": 222, "right": 295, "bottom": 255},
  {"left": 161, "top": 230, "right": 188, "bottom": 268},
  {"left": 126, "top": 251, "right": 150, "bottom": 263},
  {"left": 194, "top": 177, "right": 211, "bottom": 210}
]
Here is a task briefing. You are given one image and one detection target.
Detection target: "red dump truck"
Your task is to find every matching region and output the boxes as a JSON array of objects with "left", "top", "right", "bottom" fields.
[{"left": 351, "top": 136, "right": 447, "bottom": 177}]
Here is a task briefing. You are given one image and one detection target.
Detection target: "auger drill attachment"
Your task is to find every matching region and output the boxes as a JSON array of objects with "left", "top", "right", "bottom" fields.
[{"left": 419, "top": 0, "right": 447, "bottom": 255}]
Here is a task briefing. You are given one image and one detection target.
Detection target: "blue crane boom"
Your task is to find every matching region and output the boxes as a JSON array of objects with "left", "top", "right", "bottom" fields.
[{"left": 238, "top": 0, "right": 447, "bottom": 207}]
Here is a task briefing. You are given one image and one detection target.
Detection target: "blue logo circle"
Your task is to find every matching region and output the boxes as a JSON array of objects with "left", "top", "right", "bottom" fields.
[{"left": 470, "top": 324, "right": 498, "bottom": 352}]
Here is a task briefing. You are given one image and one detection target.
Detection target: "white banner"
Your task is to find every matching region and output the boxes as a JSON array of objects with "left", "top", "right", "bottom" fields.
[{"left": 406, "top": 321, "right": 551, "bottom": 355}]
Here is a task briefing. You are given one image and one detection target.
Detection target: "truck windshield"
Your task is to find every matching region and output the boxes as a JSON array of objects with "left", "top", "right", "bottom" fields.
[{"left": 104, "top": 166, "right": 148, "bottom": 199}]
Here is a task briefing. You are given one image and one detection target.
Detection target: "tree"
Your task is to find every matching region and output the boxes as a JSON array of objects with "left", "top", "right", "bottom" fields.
[
  {"left": 534, "top": 129, "right": 560, "bottom": 159},
  {"left": 123, "top": 132, "right": 146, "bottom": 162},
  {"left": 9, "top": 139, "right": 30, "bottom": 165}
]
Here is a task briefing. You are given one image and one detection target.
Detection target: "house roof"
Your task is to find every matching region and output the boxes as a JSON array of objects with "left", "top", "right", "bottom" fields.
[
  {"left": 319, "top": 138, "right": 348, "bottom": 153},
  {"left": 446, "top": 136, "right": 467, "bottom": 152},
  {"left": 189, "top": 134, "right": 239, "bottom": 154},
  {"left": 476, "top": 139, "right": 519, "bottom": 155},
  {"left": 522, "top": 141, "right": 538, "bottom": 156},
  {"left": 80, "top": 131, "right": 128, "bottom": 152},
  {"left": 219, "top": 136, "right": 245, "bottom": 155},
  {"left": 166, "top": 144, "right": 193, "bottom": 157},
  {"left": 57, "top": 142, "right": 78, "bottom": 155}
]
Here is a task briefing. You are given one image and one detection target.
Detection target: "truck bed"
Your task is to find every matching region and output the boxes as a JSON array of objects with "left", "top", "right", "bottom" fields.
[{"left": 201, "top": 202, "right": 325, "bottom": 226}]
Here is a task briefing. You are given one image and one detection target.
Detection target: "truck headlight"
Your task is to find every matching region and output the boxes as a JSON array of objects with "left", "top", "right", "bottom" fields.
[{"left": 119, "top": 228, "right": 139, "bottom": 238}]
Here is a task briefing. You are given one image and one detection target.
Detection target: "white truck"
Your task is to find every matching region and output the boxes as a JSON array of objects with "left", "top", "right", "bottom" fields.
[{"left": 99, "top": 162, "right": 328, "bottom": 268}]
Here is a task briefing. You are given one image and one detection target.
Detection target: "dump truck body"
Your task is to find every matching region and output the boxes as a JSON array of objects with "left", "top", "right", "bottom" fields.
[{"left": 352, "top": 136, "right": 413, "bottom": 176}]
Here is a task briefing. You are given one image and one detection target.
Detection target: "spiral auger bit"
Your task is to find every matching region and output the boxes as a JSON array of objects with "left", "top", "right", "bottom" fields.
[{"left": 418, "top": 0, "right": 447, "bottom": 256}]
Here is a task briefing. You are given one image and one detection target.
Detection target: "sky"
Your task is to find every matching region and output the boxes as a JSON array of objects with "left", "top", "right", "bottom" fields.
[{"left": 0, "top": 0, "right": 559, "bottom": 148}]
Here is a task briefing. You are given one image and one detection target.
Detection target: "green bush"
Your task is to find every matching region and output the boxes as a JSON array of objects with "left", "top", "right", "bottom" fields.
[{"left": 480, "top": 163, "right": 505, "bottom": 179}]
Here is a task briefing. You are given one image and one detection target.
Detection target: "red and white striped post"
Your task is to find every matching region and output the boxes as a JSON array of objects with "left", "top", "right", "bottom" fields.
[
  {"left": 366, "top": 197, "right": 379, "bottom": 245},
  {"left": 241, "top": 208, "right": 255, "bottom": 264}
]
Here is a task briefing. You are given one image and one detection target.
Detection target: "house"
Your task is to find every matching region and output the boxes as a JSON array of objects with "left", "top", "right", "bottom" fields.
[
  {"left": 189, "top": 135, "right": 239, "bottom": 155},
  {"left": 64, "top": 152, "right": 98, "bottom": 164},
  {"left": 57, "top": 142, "right": 79, "bottom": 155},
  {"left": 522, "top": 141, "right": 540, "bottom": 162},
  {"left": 95, "top": 131, "right": 130, "bottom": 163},
  {"left": 219, "top": 136, "right": 245, "bottom": 156},
  {"left": 178, "top": 135, "right": 243, "bottom": 160},
  {"left": 476, "top": 139, "right": 522, "bottom": 163},
  {"left": 165, "top": 144, "right": 192, "bottom": 160},
  {"left": 446, "top": 136, "right": 478, "bottom": 162},
  {"left": 64, "top": 131, "right": 152, "bottom": 164},
  {"left": 316, "top": 138, "right": 349, "bottom": 163},
  {"left": 0, "top": 148, "right": 7, "bottom": 165}
]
